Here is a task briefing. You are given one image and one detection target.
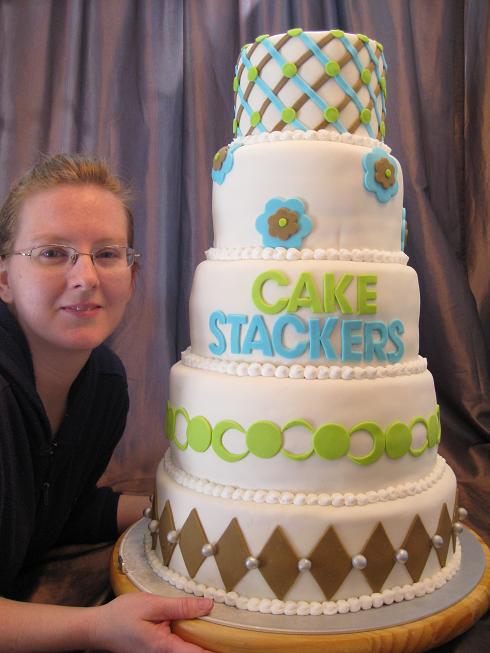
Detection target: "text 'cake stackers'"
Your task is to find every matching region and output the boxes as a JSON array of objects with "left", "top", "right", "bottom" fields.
[{"left": 146, "top": 29, "right": 464, "bottom": 616}]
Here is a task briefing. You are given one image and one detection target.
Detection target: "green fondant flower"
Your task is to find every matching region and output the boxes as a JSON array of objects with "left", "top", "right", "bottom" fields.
[
  {"left": 256, "top": 198, "right": 312, "bottom": 248},
  {"left": 362, "top": 146, "right": 399, "bottom": 203}
]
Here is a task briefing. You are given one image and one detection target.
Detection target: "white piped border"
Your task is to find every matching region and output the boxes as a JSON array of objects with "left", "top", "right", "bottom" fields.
[
  {"left": 181, "top": 349, "right": 427, "bottom": 381},
  {"left": 233, "top": 129, "right": 391, "bottom": 152},
  {"left": 206, "top": 246, "right": 408, "bottom": 265},
  {"left": 164, "top": 450, "right": 447, "bottom": 507},
  {"left": 145, "top": 532, "right": 461, "bottom": 616}
]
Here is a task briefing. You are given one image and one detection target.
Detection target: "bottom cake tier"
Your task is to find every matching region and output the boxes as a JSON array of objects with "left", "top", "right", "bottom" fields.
[{"left": 145, "top": 452, "right": 462, "bottom": 615}]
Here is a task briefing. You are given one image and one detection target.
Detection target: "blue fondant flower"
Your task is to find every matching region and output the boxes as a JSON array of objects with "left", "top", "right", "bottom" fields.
[
  {"left": 362, "top": 146, "right": 399, "bottom": 203},
  {"left": 401, "top": 207, "right": 407, "bottom": 251},
  {"left": 256, "top": 197, "right": 312, "bottom": 249},
  {"left": 211, "top": 142, "right": 242, "bottom": 185}
]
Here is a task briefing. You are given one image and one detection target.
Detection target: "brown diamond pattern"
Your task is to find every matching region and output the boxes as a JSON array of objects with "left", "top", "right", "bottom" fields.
[
  {"left": 308, "top": 526, "right": 352, "bottom": 599},
  {"left": 452, "top": 490, "right": 460, "bottom": 552},
  {"left": 158, "top": 500, "right": 176, "bottom": 565},
  {"left": 179, "top": 508, "right": 208, "bottom": 578},
  {"left": 150, "top": 486, "right": 158, "bottom": 549},
  {"left": 401, "top": 515, "right": 432, "bottom": 582},
  {"left": 259, "top": 526, "right": 300, "bottom": 599},
  {"left": 214, "top": 518, "right": 252, "bottom": 591},
  {"left": 434, "top": 504, "right": 453, "bottom": 568},
  {"left": 360, "top": 523, "right": 396, "bottom": 592}
]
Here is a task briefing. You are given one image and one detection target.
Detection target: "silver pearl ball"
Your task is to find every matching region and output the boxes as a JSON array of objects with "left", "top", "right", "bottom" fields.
[
  {"left": 352, "top": 554, "right": 367, "bottom": 570},
  {"left": 432, "top": 534, "right": 444, "bottom": 548},
  {"left": 201, "top": 543, "right": 216, "bottom": 557},
  {"left": 166, "top": 529, "right": 180, "bottom": 544},
  {"left": 148, "top": 519, "right": 159, "bottom": 533},
  {"left": 453, "top": 521, "right": 464, "bottom": 535},
  {"left": 245, "top": 556, "right": 260, "bottom": 570},
  {"left": 395, "top": 548, "right": 409, "bottom": 563},
  {"left": 143, "top": 506, "right": 152, "bottom": 519},
  {"left": 297, "top": 558, "right": 312, "bottom": 572},
  {"left": 458, "top": 507, "right": 468, "bottom": 521}
]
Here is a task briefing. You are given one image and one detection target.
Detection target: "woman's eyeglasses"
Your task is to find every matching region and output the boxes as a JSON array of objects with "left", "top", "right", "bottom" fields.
[{"left": 11, "top": 245, "right": 140, "bottom": 270}]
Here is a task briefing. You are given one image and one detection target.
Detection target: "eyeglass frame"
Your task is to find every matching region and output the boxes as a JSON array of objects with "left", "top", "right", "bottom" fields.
[{"left": 8, "top": 244, "right": 141, "bottom": 269}]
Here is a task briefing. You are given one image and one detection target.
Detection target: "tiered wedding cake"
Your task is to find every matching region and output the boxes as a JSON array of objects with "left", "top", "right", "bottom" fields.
[{"left": 145, "top": 29, "right": 463, "bottom": 615}]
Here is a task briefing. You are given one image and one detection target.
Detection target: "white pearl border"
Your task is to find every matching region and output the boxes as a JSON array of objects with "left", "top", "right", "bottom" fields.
[
  {"left": 233, "top": 129, "right": 391, "bottom": 152},
  {"left": 144, "top": 532, "right": 461, "bottom": 616},
  {"left": 206, "top": 246, "right": 408, "bottom": 265},
  {"left": 164, "top": 450, "right": 447, "bottom": 508},
  {"left": 181, "top": 348, "right": 428, "bottom": 381}
]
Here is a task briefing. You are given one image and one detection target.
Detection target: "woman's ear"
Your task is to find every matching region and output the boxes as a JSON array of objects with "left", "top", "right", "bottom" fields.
[{"left": 0, "top": 258, "right": 13, "bottom": 303}]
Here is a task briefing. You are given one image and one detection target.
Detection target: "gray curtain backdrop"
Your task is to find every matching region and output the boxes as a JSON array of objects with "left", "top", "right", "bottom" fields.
[{"left": 1, "top": 0, "right": 488, "bottom": 532}]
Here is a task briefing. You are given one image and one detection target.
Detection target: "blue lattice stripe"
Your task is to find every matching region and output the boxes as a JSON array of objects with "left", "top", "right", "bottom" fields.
[{"left": 234, "top": 31, "right": 386, "bottom": 139}]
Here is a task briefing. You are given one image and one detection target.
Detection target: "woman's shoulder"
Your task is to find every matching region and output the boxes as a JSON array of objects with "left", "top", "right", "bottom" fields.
[{"left": 90, "top": 343, "right": 127, "bottom": 379}]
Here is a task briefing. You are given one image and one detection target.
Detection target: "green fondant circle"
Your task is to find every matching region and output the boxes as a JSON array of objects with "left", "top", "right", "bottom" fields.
[
  {"left": 281, "top": 419, "right": 315, "bottom": 460},
  {"left": 380, "top": 121, "right": 386, "bottom": 137},
  {"left": 313, "top": 424, "right": 350, "bottom": 460},
  {"left": 348, "top": 422, "right": 385, "bottom": 465},
  {"left": 246, "top": 421, "right": 283, "bottom": 459},
  {"left": 187, "top": 416, "right": 212, "bottom": 452},
  {"left": 248, "top": 66, "right": 258, "bottom": 82},
  {"left": 428, "top": 412, "right": 441, "bottom": 448},
  {"left": 357, "top": 33, "right": 369, "bottom": 43},
  {"left": 409, "top": 417, "right": 429, "bottom": 457},
  {"left": 360, "top": 108, "right": 372, "bottom": 124},
  {"left": 361, "top": 68, "right": 372, "bottom": 85},
  {"left": 325, "top": 60, "right": 340, "bottom": 77},
  {"left": 278, "top": 217, "right": 288, "bottom": 227},
  {"left": 256, "top": 34, "right": 270, "bottom": 43},
  {"left": 250, "top": 111, "right": 261, "bottom": 127},
  {"left": 283, "top": 62, "right": 297, "bottom": 78},
  {"left": 288, "top": 28, "right": 303, "bottom": 37},
  {"left": 324, "top": 106, "right": 340, "bottom": 123},
  {"left": 233, "top": 76, "right": 239, "bottom": 92},
  {"left": 385, "top": 168, "right": 392, "bottom": 178},
  {"left": 331, "top": 29, "right": 345, "bottom": 38},
  {"left": 385, "top": 422, "right": 411, "bottom": 459},
  {"left": 212, "top": 420, "right": 248, "bottom": 462},
  {"left": 165, "top": 401, "right": 176, "bottom": 441},
  {"left": 381, "top": 78, "right": 387, "bottom": 96},
  {"left": 376, "top": 41, "right": 384, "bottom": 52},
  {"left": 173, "top": 407, "right": 190, "bottom": 451},
  {"left": 233, "top": 118, "right": 238, "bottom": 134},
  {"left": 282, "top": 107, "right": 296, "bottom": 124}
]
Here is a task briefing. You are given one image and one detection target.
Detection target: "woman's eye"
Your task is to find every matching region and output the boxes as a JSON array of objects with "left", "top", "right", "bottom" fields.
[
  {"left": 96, "top": 248, "right": 121, "bottom": 260},
  {"left": 40, "top": 247, "right": 68, "bottom": 258}
]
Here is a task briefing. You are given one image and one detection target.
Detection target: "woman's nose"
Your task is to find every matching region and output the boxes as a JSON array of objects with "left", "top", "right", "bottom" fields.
[{"left": 66, "top": 253, "right": 100, "bottom": 288}]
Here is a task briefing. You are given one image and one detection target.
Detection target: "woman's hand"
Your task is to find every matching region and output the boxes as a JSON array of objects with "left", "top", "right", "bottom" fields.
[{"left": 91, "top": 593, "right": 215, "bottom": 653}]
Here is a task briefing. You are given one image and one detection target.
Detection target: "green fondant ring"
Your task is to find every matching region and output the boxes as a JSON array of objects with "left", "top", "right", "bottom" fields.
[
  {"left": 409, "top": 417, "right": 429, "bottom": 456},
  {"left": 173, "top": 407, "right": 190, "bottom": 451},
  {"left": 347, "top": 422, "right": 385, "bottom": 465},
  {"left": 212, "top": 420, "right": 248, "bottom": 462},
  {"left": 165, "top": 400, "right": 176, "bottom": 441},
  {"left": 281, "top": 419, "right": 315, "bottom": 461}
]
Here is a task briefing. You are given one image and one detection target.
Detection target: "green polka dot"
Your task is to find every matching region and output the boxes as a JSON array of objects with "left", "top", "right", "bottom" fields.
[
  {"left": 165, "top": 402, "right": 176, "bottom": 441},
  {"left": 324, "top": 106, "right": 340, "bottom": 123},
  {"left": 187, "top": 416, "right": 212, "bottom": 452},
  {"left": 428, "top": 413, "right": 441, "bottom": 448},
  {"left": 385, "top": 168, "right": 392, "bottom": 178},
  {"left": 330, "top": 29, "right": 345, "bottom": 39},
  {"left": 246, "top": 421, "right": 283, "bottom": 458},
  {"left": 232, "top": 118, "right": 238, "bottom": 134},
  {"left": 248, "top": 67, "right": 258, "bottom": 82},
  {"left": 233, "top": 76, "right": 239, "bottom": 92},
  {"left": 357, "top": 33, "right": 369, "bottom": 43},
  {"left": 287, "top": 28, "right": 303, "bottom": 37},
  {"left": 313, "top": 424, "right": 350, "bottom": 460},
  {"left": 250, "top": 111, "right": 261, "bottom": 127},
  {"left": 282, "top": 107, "right": 296, "bottom": 123},
  {"left": 213, "top": 150, "right": 221, "bottom": 162},
  {"left": 278, "top": 217, "right": 288, "bottom": 227},
  {"left": 241, "top": 43, "right": 251, "bottom": 51},
  {"left": 361, "top": 68, "right": 372, "bottom": 85},
  {"left": 376, "top": 41, "right": 384, "bottom": 52},
  {"left": 385, "top": 423, "right": 411, "bottom": 459},
  {"left": 325, "top": 60, "right": 340, "bottom": 77},
  {"left": 360, "top": 108, "right": 371, "bottom": 124},
  {"left": 380, "top": 78, "right": 387, "bottom": 96},
  {"left": 380, "top": 120, "right": 386, "bottom": 137},
  {"left": 256, "top": 34, "right": 269, "bottom": 43},
  {"left": 282, "top": 62, "right": 297, "bottom": 78}
]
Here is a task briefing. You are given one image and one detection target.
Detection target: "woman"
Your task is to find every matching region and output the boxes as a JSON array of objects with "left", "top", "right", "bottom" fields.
[{"left": 0, "top": 155, "right": 213, "bottom": 652}]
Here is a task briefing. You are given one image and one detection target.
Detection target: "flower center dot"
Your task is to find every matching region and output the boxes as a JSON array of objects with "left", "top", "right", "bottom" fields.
[
  {"left": 385, "top": 169, "right": 392, "bottom": 178},
  {"left": 278, "top": 218, "right": 288, "bottom": 227}
]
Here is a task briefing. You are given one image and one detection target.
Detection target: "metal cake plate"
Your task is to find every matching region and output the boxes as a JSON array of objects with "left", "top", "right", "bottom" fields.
[{"left": 118, "top": 519, "right": 485, "bottom": 634}]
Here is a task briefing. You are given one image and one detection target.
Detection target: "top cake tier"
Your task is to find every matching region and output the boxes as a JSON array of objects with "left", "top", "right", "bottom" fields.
[{"left": 234, "top": 29, "right": 387, "bottom": 139}]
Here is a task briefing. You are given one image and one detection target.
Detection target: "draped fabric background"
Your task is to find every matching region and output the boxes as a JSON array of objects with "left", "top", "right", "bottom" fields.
[{"left": 1, "top": 0, "right": 489, "bottom": 646}]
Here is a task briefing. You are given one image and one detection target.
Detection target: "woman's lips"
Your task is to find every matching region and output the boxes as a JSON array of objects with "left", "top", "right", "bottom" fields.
[{"left": 61, "top": 303, "right": 101, "bottom": 316}]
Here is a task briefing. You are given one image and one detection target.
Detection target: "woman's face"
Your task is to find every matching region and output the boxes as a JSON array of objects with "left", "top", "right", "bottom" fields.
[{"left": 0, "top": 183, "right": 134, "bottom": 357}]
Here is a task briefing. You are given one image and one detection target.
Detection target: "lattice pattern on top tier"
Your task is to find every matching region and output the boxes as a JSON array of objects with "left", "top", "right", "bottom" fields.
[{"left": 234, "top": 29, "right": 387, "bottom": 139}]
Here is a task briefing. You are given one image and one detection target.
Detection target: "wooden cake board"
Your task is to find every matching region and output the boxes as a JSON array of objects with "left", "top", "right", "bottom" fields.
[{"left": 111, "top": 524, "right": 490, "bottom": 653}]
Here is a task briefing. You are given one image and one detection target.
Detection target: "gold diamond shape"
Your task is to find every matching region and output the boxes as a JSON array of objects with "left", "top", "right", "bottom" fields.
[
  {"left": 435, "top": 503, "right": 452, "bottom": 567},
  {"left": 258, "top": 527, "right": 299, "bottom": 600},
  {"left": 452, "top": 490, "right": 460, "bottom": 552},
  {"left": 401, "top": 515, "right": 432, "bottom": 582},
  {"left": 150, "top": 486, "right": 158, "bottom": 549},
  {"left": 214, "top": 518, "right": 251, "bottom": 591},
  {"left": 179, "top": 509, "right": 208, "bottom": 578},
  {"left": 309, "top": 526, "right": 352, "bottom": 600},
  {"left": 158, "top": 500, "right": 176, "bottom": 565},
  {"left": 360, "top": 523, "right": 395, "bottom": 592}
]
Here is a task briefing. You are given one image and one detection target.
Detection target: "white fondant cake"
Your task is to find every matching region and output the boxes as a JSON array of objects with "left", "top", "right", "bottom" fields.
[{"left": 147, "top": 29, "right": 462, "bottom": 616}]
